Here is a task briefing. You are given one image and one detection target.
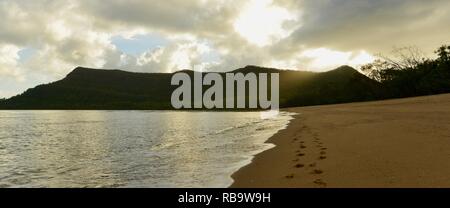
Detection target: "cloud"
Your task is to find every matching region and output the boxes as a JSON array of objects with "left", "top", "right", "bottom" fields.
[
  {"left": 278, "top": 0, "right": 450, "bottom": 54},
  {"left": 0, "top": 44, "right": 22, "bottom": 79},
  {"left": 0, "top": 0, "right": 449, "bottom": 97},
  {"left": 233, "top": 0, "right": 299, "bottom": 46},
  {"left": 78, "top": 0, "right": 245, "bottom": 37},
  {"left": 0, "top": 0, "right": 117, "bottom": 77}
]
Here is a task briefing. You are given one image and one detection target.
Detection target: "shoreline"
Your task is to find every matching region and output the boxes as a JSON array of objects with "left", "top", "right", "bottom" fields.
[
  {"left": 223, "top": 111, "right": 296, "bottom": 188},
  {"left": 231, "top": 94, "right": 450, "bottom": 188}
]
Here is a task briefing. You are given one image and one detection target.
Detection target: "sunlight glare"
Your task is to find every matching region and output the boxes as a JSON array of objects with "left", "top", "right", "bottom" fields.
[
  {"left": 233, "top": 0, "right": 297, "bottom": 47},
  {"left": 300, "top": 48, "right": 375, "bottom": 71}
]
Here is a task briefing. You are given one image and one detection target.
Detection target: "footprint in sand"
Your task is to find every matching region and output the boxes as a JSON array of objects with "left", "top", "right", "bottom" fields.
[
  {"left": 294, "top": 164, "right": 305, "bottom": 168},
  {"left": 318, "top": 156, "right": 327, "bottom": 160},
  {"left": 285, "top": 174, "right": 295, "bottom": 179},
  {"left": 300, "top": 145, "right": 307, "bottom": 149},
  {"left": 310, "top": 169, "right": 323, "bottom": 175},
  {"left": 320, "top": 147, "right": 327, "bottom": 151},
  {"left": 313, "top": 179, "right": 327, "bottom": 187},
  {"left": 309, "top": 163, "right": 316, "bottom": 167},
  {"left": 297, "top": 153, "right": 305, "bottom": 157},
  {"left": 320, "top": 151, "right": 326, "bottom": 155}
]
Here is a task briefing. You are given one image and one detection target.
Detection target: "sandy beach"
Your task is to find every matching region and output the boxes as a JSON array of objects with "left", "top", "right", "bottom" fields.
[{"left": 231, "top": 94, "right": 450, "bottom": 188}]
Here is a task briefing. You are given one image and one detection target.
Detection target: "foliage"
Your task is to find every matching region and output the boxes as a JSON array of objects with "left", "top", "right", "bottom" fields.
[{"left": 361, "top": 45, "right": 450, "bottom": 98}]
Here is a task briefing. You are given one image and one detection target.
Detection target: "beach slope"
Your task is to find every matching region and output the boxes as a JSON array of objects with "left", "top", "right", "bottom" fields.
[{"left": 231, "top": 94, "right": 450, "bottom": 188}]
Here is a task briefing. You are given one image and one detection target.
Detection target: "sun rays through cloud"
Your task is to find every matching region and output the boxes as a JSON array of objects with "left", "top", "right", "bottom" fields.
[
  {"left": 1, "top": 0, "right": 450, "bottom": 97},
  {"left": 233, "top": 0, "right": 299, "bottom": 47}
]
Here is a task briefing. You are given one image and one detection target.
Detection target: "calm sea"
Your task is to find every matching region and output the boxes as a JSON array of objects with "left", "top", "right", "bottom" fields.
[{"left": 0, "top": 111, "right": 293, "bottom": 188}]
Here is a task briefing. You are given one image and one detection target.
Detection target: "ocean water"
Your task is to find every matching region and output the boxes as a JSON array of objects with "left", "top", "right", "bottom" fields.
[{"left": 0, "top": 111, "right": 294, "bottom": 188}]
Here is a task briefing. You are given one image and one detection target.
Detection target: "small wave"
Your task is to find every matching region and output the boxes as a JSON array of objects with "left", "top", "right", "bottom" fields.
[{"left": 213, "top": 120, "right": 264, "bottom": 135}]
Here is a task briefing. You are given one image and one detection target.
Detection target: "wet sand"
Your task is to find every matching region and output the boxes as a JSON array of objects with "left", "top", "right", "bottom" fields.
[{"left": 231, "top": 94, "right": 450, "bottom": 188}]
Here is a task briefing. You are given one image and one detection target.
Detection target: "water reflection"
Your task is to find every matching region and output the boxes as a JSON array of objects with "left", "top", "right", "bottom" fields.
[{"left": 0, "top": 111, "right": 293, "bottom": 187}]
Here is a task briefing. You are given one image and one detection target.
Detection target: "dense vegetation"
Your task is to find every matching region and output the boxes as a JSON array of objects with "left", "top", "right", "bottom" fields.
[
  {"left": 361, "top": 45, "right": 450, "bottom": 98},
  {"left": 0, "top": 45, "right": 448, "bottom": 110}
]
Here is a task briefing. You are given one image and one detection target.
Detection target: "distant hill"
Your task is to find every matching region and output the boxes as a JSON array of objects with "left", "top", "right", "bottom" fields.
[{"left": 0, "top": 65, "right": 383, "bottom": 110}]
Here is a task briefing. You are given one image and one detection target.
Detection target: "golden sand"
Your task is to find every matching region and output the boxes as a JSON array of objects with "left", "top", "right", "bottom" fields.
[{"left": 232, "top": 94, "right": 450, "bottom": 188}]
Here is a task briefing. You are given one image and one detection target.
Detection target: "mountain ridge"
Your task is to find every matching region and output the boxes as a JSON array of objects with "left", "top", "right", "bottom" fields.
[{"left": 0, "top": 65, "right": 382, "bottom": 110}]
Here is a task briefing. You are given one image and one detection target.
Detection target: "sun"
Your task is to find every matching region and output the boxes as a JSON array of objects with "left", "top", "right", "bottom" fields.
[{"left": 233, "top": 0, "right": 298, "bottom": 47}]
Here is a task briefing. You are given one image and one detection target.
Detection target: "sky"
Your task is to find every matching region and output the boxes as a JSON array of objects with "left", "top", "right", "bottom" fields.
[{"left": 1, "top": 0, "right": 450, "bottom": 98}]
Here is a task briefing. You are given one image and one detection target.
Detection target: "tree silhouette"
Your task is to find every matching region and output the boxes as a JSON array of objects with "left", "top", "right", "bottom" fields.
[
  {"left": 361, "top": 44, "right": 450, "bottom": 98},
  {"left": 436, "top": 45, "right": 450, "bottom": 63}
]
